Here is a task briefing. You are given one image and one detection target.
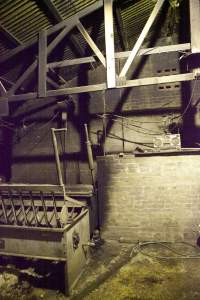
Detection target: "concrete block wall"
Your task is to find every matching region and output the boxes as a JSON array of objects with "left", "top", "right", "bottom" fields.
[{"left": 97, "top": 154, "right": 200, "bottom": 242}]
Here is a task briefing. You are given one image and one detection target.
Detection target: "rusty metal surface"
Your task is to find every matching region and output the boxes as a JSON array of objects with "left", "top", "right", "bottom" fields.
[
  {"left": 0, "top": 205, "right": 90, "bottom": 294},
  {"left": 0, "top": 184, "right": 89, "bottom": 227}
]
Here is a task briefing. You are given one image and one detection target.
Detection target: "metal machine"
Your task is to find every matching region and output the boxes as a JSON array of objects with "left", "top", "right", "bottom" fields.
[
  {"left": 0, "top": 128, "right": 95, "bottom": 295},
  {"left": 0, "top": 184, "right": 90, "bottom": 295}
]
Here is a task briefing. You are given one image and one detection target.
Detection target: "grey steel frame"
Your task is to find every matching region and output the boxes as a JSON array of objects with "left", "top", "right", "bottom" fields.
[
  {"left": 0, "top": 0, "right": 198, "bottom": 103},
  {"left": 0, "top": 183, "right": 90, "bottom": 295}
]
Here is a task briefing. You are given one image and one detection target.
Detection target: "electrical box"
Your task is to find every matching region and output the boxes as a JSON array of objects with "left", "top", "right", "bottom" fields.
[{"left": 153, "top": 134, "right": 181, "bottom": 151}]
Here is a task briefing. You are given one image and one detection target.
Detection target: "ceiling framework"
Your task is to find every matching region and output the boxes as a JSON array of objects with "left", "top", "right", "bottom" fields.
[
  {"left": 42, "top": 0, "right": 86, "bottom": 58},
  {"left": 0, "top": 23, "right": 22, "bottom": 47},
  {"left": 0, "top": 0, "right": 197, "bottom": 104}
]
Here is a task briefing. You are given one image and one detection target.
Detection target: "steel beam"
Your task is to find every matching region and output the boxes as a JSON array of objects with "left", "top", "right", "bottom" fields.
[
  {"left": 0, "top": 1, "right": 103, "bottom": 64},
  {"left": 8, "top": 60, "right": 38, "bottom": 96},
  {"left": 47, "top": 43, "right": 191, "bottom": 69},
  {"left": 0, "top": 73, "right": 194, "bottom": 102},
  {"left": 0, "top": 81, "right": 6, "bottom": 96},
  {"left": 47, "top": 26, "right": 74, "bottom": 54},
  {"left": 114, "top": 1, "right": 128, "bottom": 51},
  {"left": 7, "top": 26, "right": 72, "bottom": 95},
  {"left": 47, "top": 1, "right": 103, "bottom": 35},
  {"left": 0, "top": 23, "right": 22, "bottom": 47},
  {"left": 119, "top": 73, "right": 194, "bottom": 88},
  {"left": 76, "top": 21, "right": 106, "bottom": 67},
  {"left": 115, "top": 43, "right": 191, "bottom": 59},
  {"left": 42, "top": 0, "right": 86, "bottom": 58},
  {"left": 46, "top": 76, "right": 60, "bottom": 89},
  {"left": 0, "top": 38, "right": 38, "bottom": 64},
  {"left": 46, "top": 83, "right": 107, "bottom": 97},
  {"left": 48, "top": 57, "right": 96, "bottom": 68},
  {"left": 42, "top": 0, "right": 62, "bottom": 22},
  {"left": 38, "top": 30, "right": 47, "bottom": 97},
  {"left": 189, "top": 0, "right": 200, "bottom": 53},
  {"left": 104, "top": 0, "right": 116, "bottom": 88},
  {"left": 119, "top": 0, "right": 165, "bottom": 78}
]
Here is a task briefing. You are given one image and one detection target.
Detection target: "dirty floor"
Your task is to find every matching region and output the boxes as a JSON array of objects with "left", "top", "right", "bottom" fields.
[{"left": 1, "top": 240, "right": 200, "bottom": 300}]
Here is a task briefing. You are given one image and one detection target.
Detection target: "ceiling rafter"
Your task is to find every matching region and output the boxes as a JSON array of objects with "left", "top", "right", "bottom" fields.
[
  {"left": 0, "top": 23, "right": 22, "bottom": 47},
  {"left": 119, "top": 0, "right": 165, "bottom": 78},
  {"left": 0, "top": 1, "right": 103, "bottom": 64},
  {"left": 113, "top": 1, "right": 128, "bottom": 51},
  {"left": 42, "top": 0, "right": 86, "bottom": 58}
]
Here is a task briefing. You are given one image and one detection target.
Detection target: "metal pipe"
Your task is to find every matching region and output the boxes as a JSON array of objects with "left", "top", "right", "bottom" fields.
[
  {"left": 51, "top": 128, "right": 64, "bottom": 186},
  {"left": 84, "top": 123, "right": 95, "bottom": 186}
]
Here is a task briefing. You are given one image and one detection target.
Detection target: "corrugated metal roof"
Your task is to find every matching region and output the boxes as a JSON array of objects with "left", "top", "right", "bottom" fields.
[
  {"left": 0, "top": 0, "right": 52, "bottom": 44},
  {"left": 52, "top": 0, "right": 97, "bottom": 19}
]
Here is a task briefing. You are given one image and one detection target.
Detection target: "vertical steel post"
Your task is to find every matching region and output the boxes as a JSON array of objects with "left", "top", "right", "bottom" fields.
[
  {"left": 51, "top": 128, "right": 64, "bottom": 186},
  {"left": 84, "top": 123, "right": 95, "bottom": 186},
  {"left": 38, "top": 29, "right": 47, "bottom": 97},
  {"left": 104, "top": 0, "right": 116, "bottom": 88}
]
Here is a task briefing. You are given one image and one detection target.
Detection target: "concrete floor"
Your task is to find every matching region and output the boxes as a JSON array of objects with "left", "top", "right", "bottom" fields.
[{"left": 1, "top": 240, "right": 200, "bottom": 300}]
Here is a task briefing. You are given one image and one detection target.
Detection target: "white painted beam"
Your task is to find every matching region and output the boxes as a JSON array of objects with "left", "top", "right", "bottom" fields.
[
  {"left": 189, "top": 0, "right": 200, "bottom": 53},
  {"left": 1, "top": 73, "right": 194, "bottom": 102},
  {"left": 119, "top": 0, "right": 165, "bottom": 78},
  {"left": 0, "top": 81, "right": 6, "bottom": 96},
  {"left": 38, "top": 30, "right": 47, "bottom": 97},
  {"left": 104, "top": 0, "right": 116, "bottom": 88},
  {"left": 76, "top": 20, "right": 106, "bottom": 67}
]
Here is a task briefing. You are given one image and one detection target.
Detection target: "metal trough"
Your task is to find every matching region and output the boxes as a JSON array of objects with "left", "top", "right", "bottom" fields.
[{"left": 0, "top": 184, "right": 90, "bottom": 295}]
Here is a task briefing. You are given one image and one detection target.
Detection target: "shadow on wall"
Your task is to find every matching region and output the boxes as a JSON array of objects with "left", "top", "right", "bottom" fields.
[
  {"left": 99, "top": 1, "right": 170, "bottom": 147},
  {"left": 179, "top": 0, "right": 199, "bottom": 148}
]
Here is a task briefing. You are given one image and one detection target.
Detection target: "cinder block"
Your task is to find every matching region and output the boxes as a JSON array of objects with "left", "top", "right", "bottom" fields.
[{"left": 97, "top": 154, "right": 200, "bottom": 242}]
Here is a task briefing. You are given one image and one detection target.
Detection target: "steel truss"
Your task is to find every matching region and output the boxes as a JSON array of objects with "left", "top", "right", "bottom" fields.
[{"left": 0, "top": 0, "right": 198, "bottom": 103}]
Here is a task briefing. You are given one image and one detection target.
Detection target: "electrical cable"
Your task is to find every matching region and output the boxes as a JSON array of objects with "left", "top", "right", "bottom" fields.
[
  {"left": 108, "top": 132, "right": 155, "bottom": 148},
  {"left": 113, "top": 114, "right": 164, "bottom": 124},
  {"left": 13, "top": 112, "right": 59, "bottom": 145},
  {"left": 90, "top": 130, "right": 155, "bottom": 148},
  {"left": 97, "top": 114, "right": 163, "bottom": 136},
  {"left": 170, "top": 77, "right": 198, "bottom": 122},
  {"left": 130, "top": 240, "right": 200, "bottom": 260}
]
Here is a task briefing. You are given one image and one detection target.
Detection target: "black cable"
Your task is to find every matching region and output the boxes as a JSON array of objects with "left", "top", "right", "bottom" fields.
[
  {"left": 170, "top": 77, "right": 198, "bottom": 121},
  {"left": 130, "top": 241, "right": 200, "bottom": 259},
  {"left": 90, "top": 130, "right": 155, "bottom": 148},
  {"left": 97, "top": 114, "right": 163, "bottom": 136},
  {"left": 113, "top": 114, "right": 164, "bottom": 124}
]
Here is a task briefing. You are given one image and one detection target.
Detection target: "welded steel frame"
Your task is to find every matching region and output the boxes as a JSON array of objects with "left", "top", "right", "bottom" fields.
[
  {"left": 0, "top": 202, "right": 90, "bottom": 295},
  {"left": 0, "top": 0, "right": 198, "bottom": 103}
]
